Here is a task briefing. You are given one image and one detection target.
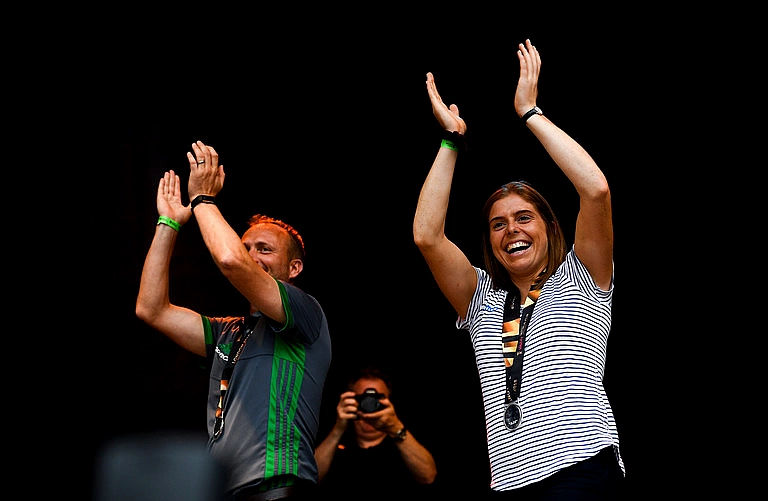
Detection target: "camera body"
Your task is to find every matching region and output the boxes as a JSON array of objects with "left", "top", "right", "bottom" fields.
[{"left": 355, "top": 388, "right": 384, "bottom": 413}]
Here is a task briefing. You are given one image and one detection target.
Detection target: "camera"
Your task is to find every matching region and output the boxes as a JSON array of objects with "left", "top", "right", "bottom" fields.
[{"left": 355, "top": 388, "right": 384, "bottom": 413}]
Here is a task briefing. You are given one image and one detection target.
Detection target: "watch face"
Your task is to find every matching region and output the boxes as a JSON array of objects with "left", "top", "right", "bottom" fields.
[{"left": 534, "top": 107, "right": 542, "bottom": 115}]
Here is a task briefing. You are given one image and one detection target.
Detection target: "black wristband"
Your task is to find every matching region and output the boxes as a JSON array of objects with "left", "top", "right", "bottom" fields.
[
  {"left": 442, "top": 130, "right": 467, "bottom": 152},
  {"left": 521, "top": 106, "right": 542, "bottom": 122},
  {"left": 191, "top": 194, "right": 216, "bottom": 212}
]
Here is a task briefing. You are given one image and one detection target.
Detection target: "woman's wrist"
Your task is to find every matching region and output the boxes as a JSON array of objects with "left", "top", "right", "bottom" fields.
[{"left": 441, "top": 130, "right": 466, "bottom": 152}]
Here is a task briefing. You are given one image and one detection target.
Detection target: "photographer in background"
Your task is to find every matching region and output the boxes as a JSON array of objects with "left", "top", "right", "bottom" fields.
[{"left": 314, "top": 366, "right": 437, "bottom": 499}]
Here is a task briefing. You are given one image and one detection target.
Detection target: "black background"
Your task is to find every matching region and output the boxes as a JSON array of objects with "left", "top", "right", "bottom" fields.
[{"left": 64, "top": 15, "right": 670, "bottom": 499}]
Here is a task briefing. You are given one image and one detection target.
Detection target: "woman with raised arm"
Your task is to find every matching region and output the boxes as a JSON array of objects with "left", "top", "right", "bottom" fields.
[{"left": 413, "top": 39, "right": 625, "bottom": 500}]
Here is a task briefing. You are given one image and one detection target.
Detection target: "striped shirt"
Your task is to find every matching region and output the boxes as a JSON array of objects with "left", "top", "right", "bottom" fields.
[{"left": 457, "top": 248, "right": 624, "bottom": 490}]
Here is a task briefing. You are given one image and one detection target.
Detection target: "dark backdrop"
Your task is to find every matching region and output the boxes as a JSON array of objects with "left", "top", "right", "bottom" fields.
[{"left": 71, "top": 19, "right": 660, "bottom": 500}]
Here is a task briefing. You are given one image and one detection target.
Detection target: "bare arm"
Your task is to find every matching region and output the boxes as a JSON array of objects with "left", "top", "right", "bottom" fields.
[
  {"left": 374, "top": 396, "right": 437, "bottom": 484},
  {"left": 514, "top": 40, "right": 613, "bottom": 289},
  {"left": 315, "top": 392, "right": 437, "bottom": 484},
  {"left": 359, "top": 395, "right": 437, "bottom": 484},
  {"left": 187, "top": 141, "right": 287, "bottom": 322},
  {"left": 413, "top": 72, "right": 478, "bottom": 319},
  {"left": 136, "top": 170, "right": 206, "bottom": 356},
  {"left": 391, "top": 428, "right": 438, "bottom": 484},
  {"left": 314, "top": 391, "right": 357, "bottom": 482}
]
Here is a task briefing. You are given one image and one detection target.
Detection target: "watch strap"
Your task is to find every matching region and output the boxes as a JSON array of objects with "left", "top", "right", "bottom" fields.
[
  {"left": 191, "top": 194, "right": 216, "bottom": 212},
  {"left": 521, "top": 107, "right": 542, "bottom": 122}
]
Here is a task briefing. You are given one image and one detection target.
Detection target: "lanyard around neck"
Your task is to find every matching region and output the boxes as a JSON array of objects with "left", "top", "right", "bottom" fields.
[
  {"left": 212, "top": 315, "right": 257, "bottom": 440},
  {"left": 502, "top": 290, "right": 539, "bottom": 405}
]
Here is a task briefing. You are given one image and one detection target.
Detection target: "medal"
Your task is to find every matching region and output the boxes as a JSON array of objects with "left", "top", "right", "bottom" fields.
[
  {"left": 504, "top": 402, "right": 522, "bottom": 430},
  {"left": 502, "top": 290, "right": 537, "bottom": 432}
]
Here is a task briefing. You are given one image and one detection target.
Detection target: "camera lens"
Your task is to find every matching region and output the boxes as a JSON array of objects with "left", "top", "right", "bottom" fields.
[
  {"left": 358, "top": 395, "right": 381, "bottom": 413},
  {"left": 355, "top": 388, "right": 383, "bottom": 413}
]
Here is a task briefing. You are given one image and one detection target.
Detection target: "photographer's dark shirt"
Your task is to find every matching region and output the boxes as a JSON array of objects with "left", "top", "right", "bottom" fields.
[{"left": 317, "top": 432, "right": 433, "bottom": 500}]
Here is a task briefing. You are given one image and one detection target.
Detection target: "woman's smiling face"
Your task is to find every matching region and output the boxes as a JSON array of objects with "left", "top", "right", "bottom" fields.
[{"left": 489, "top": 194, "right": 548, "bottom": 279}]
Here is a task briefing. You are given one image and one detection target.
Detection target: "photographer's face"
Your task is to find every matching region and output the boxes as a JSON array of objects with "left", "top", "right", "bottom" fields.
[
  {"left": 351, "top": 377, "right": 388, "bottom": 398},
  {"left": 351, "top": 377, "right": 389, "bottom": 438}
]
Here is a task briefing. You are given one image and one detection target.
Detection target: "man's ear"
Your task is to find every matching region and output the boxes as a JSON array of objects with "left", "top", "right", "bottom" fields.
[{"left": 289, "top": 259, "right": 304, "bottom": 280}]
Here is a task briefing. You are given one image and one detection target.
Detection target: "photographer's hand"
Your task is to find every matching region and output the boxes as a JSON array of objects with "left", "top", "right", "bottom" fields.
[
  {"left": 357, "top": 396, "right": 404, "bottom": 437},
  {"left": 336, "top": 390, "right": 358, "bottom": 424},
  {"left": 314, "top": 390, "right": 359, "bottom": 482},
  {"left": 358, "top": 396, "right": 437, "bottom": 484}
]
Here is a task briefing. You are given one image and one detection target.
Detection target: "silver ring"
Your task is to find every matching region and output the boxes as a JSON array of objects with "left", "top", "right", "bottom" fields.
[{"left": 197, "top": 159, "right": 205, "bottom": 165}]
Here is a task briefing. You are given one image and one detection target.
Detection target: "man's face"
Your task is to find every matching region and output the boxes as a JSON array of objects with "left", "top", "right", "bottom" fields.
[{"left": 242, "top": 224, "right": 296, "bottom": 282}]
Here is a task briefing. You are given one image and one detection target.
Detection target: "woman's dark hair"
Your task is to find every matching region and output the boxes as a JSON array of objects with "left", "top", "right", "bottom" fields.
[{"left": 480, "top": 181, "right": 566, "bottom": 292}]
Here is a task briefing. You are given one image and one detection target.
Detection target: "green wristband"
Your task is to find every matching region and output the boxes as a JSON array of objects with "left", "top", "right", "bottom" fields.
[
  {"left": 441, "top": 139, "right": 458, "bottom": 151},
  {"left": 157, "top": 215, "right": 180, "bottom": 232},
  {"left": 441, "top": 131, "right": 466, "bottom": 152}
]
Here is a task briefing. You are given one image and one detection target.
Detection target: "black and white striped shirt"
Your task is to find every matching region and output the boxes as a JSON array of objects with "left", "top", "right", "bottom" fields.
[{"left": 457, "top": 248, "right": 624, "bottom": 490}]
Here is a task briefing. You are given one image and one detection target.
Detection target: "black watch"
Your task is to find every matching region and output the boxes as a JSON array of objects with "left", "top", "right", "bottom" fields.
[
  {"left": 393, "top": 428, "right": 407, "bottom": 442},
  {"left": 521, "top": 106, "right": 543, "bottom": 122},
  {"left": 191, "top": 194, "right": 216, "bottom": 212}
]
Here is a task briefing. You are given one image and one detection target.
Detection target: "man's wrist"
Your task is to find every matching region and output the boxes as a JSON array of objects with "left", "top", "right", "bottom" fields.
[
  {"left": 391, "top": 427, "right": 407, "bottom": 442},
  {"left": 190, "top": 194, "right": 216, "bottom": 212},
  {"left": 157, "top": 215, "right": 181, "bottom": 232}
]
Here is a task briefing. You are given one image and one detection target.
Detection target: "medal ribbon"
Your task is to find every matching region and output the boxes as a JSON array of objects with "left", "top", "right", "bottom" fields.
[
  {"left": 212, "top": 315, "right": 257, "bottom": 439},
  {"left": 502, "top": 289, "right": 539, "bottom": 405}
]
